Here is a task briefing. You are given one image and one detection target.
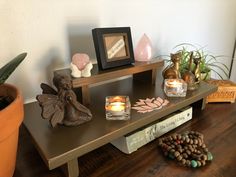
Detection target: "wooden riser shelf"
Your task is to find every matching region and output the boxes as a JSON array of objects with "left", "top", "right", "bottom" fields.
[{"left": 54, "top": 59, "right": 164, "bottom": 105}]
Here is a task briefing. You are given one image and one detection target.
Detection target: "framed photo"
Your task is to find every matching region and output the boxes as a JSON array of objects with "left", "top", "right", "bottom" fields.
[{"left": 92, "top": 27, "right": 135, "bottom": 70}]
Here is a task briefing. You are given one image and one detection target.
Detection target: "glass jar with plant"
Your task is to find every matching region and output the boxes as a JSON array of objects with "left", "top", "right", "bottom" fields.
[{"left": 163, "top": 43, "right": 229, "bottom": 80}]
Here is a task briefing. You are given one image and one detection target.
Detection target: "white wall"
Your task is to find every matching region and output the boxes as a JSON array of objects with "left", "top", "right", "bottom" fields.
[
  {"left": 1, "top": 0, "right": 236, "bottom": 102},
  {"left": 230, "top": 40, "right": 236, "bottom": 82}
]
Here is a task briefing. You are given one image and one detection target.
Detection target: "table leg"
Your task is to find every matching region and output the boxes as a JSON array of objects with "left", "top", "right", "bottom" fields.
[
  {"left": 201, "top": 97, "right": 206, "bottom": 110},
  {"left": 192, "top": 98, "right": 206, "bottom": 111},
  {"left": 82, "top": 85, "right": 90, "bottom": 106},
  {"left": 152, "top": 68, "right": 157, "bottom": 85},
  {"left": 62, "top": 159, "right": 79, "bottom": 177}
]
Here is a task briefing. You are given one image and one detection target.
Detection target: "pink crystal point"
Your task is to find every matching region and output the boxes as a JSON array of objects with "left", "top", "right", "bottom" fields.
[
  {"left": 134, "top": 33, "right": 153, "bottom": 61},
  {"left": 72, "top": 53, "right": 90, "bottom": 70}
]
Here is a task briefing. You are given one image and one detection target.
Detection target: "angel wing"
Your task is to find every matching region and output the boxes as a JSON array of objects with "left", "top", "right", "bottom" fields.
[
  {"left": 36, "top": 94, "right": 64, "bottom": 127},
  {"left": 40, "top": 83, "right": 58, "bottom": 95}
]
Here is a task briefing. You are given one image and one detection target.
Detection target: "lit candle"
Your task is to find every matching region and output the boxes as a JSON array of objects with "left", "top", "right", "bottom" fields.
[
  {"left": 167, "top": 79, "right": 182, "bottom": 87},
  {"left": 105, "top": 96, "right": 131, "bottom": 120},
  {"left": 110, "top": 101, "right": 125, "bottom": 112},
  {"left": 164, "top": 79, "right": 187, "bottom": 97}
]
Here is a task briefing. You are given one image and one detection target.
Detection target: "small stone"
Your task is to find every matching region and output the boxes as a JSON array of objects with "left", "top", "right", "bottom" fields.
[
  {"left": 201, "top": 160, "right": 206, "bottom": 166},
  {"left": 174, "top": 151, "right": 180, "bottom": 157},
  {"left": 181, "top": 159, "right": 186, "bottom": 165},
  {"left": 202, "top": 155, "right": 208, "bottom": 161},
  {"left": 186, "top": 160, "right": 191, "bottom": 167},
  {"left": 178, "top": 148, "right": 183, "bottom": 153},
  {"left": 190, "top": 139, "right": 193, "bottom": 144},
  {"left": 204, "top": 148, "right": 209, "bottom": 153},
  {"left": 186, "top": 150, "right": 191, "bottom": 155},
  {"left": 197, "top": 160, "right": 201, "bottom": 167},
  {"left": 177, "top": 145, "right": 182, "bottom": 149},
  {"left": 194, "top": 139, "right": 198, "bottom": 145},
  {"left": 191, "top": 160, "right": 198, "bottom": 168},
  {"left": 177, "top": 155, "right": 183, "bottom": 161},
  {"left": 168, "top": 153, "right": 175, "bottom": 159},
  {"left": 172, "top": 134, "right": 177, "bottom": 140},
  {"left": 198, "top": 139, "right": 202, "bottom": 146},
  {"left": 167, "top": 146, "right": 172, "bottom": 151},
  {"left": 183, "top": 153, "right": 188, "bottom": 159},
  {"left": 207, "top": 152, "right": 213, "bottom": 161}
]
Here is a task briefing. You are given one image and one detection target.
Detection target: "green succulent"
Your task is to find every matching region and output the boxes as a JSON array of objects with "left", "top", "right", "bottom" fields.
[
  {"left": 0, "top": 53, "right": 27, "bottom": 109},
  {"left": 0, "top": 53, "right": 27, "bottom": 84}
]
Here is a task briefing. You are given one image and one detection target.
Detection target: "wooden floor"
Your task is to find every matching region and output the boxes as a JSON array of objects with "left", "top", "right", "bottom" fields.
[{"left": 14, "top": 102, "right": 236, "bottom": 177}]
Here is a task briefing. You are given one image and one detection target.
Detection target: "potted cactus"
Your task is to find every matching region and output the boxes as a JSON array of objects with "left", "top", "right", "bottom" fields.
[{"left": 0, "top": 53, "right": 27, "bottom": 177}]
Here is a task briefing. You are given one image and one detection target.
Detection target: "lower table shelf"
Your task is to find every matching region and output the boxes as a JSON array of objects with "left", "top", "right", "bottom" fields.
[{"left": 23, "top": 76, "right": 217, "bottom": 177}]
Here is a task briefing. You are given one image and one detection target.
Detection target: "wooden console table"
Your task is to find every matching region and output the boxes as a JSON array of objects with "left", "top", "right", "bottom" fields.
[{"left": 23, "top": 68, "right": 217, "bottom": 177}]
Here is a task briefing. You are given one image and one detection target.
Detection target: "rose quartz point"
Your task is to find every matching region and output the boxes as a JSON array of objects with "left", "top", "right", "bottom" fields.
[{"left": 134, "top": 33, "right": 153, "bottom": 61}]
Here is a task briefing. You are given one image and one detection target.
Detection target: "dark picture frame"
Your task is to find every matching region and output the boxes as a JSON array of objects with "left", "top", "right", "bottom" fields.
[{"left": 92, "top": 27, "right": 135, "bottom": 70}]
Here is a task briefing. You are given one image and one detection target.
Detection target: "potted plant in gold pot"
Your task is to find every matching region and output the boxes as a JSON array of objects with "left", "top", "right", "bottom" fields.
[{"left": 0, "top": 53, "right": 27, "bottom": 177}]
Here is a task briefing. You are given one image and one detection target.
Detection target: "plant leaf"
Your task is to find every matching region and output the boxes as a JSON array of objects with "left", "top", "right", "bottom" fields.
[{"left": 0, "top": 53, "right": 27, "bottom": 84}]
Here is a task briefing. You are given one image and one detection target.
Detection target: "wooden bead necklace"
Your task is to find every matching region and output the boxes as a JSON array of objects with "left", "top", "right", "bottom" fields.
[{"left": 158, "top": 131, "right": 213, "bottom": 168}]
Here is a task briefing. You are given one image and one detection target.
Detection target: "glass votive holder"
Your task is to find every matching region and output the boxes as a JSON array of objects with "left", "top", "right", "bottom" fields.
[
  {"left": 105, "top": 96, "right": 131, "bottom": 120},
  {"left": 164, "top": 79, "right": 187, "bottom": 97}
]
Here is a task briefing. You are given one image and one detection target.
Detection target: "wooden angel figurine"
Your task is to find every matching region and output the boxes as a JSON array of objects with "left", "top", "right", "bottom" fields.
[{"left": 36, "top": 74, "right": 92, "bottom": 127}]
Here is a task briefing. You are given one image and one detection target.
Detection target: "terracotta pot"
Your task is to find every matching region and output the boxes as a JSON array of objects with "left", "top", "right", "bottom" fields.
[{"left": 0, "top": 84, "right": 24, "bottom": 177}]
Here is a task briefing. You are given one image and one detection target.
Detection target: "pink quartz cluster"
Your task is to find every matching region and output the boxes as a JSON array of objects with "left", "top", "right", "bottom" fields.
[{"left": 72, "top": 53, "right": 90, "bottom": 70}]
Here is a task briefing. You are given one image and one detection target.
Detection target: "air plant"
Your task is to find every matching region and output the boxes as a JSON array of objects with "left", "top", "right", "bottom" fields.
[{"left": 162, "top": 43, "right": 229, "bottom": 80}]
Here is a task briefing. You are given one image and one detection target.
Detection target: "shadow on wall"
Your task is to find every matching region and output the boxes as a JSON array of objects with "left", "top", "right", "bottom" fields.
[
  {"left": 37, "top": 48, "right": 65, "bottom": 85},
  {"left": 67, "top": 23, "right": 97, "bottom": 63}
]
